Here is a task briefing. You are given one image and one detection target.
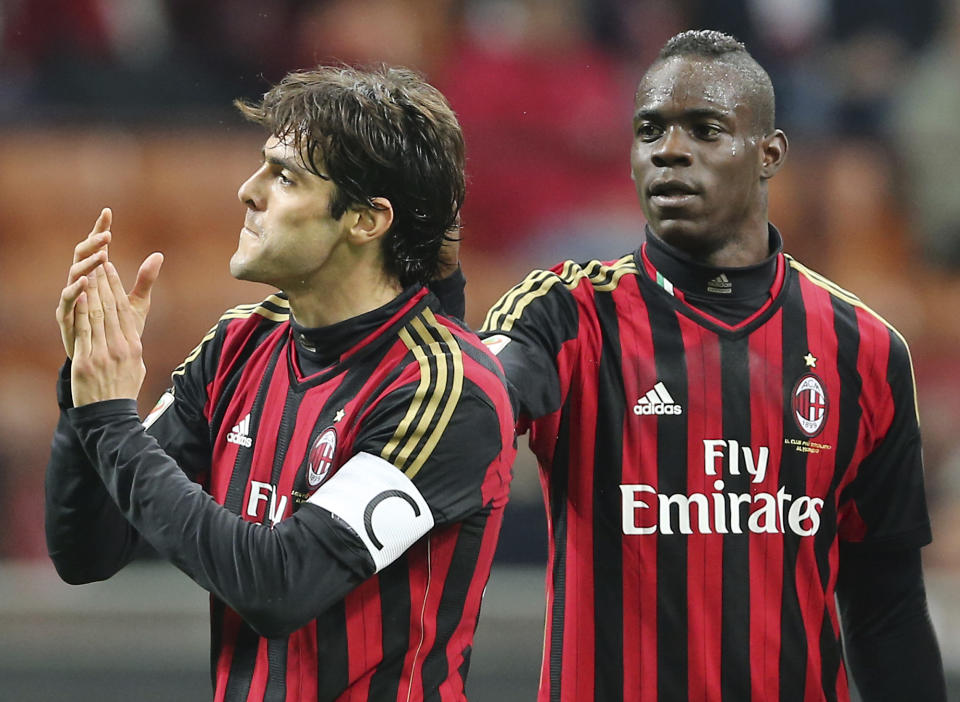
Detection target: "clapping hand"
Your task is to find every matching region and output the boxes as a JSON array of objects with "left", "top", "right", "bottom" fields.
[{"left": 54, "top": 208, "right": 163, "bottom": 406}]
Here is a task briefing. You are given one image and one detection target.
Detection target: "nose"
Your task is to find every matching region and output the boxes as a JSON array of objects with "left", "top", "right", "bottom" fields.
[
  {"left": 237, "top": 168, "right": 265, "bottom": 210},
  {"left": 651, "top": 125, "right": 692, "bottom": 168}
]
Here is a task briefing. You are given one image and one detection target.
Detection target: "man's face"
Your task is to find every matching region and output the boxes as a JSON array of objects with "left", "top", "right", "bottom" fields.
[
  {"left": 231, "top": 136, "right": 350, "bottom": 292},
  {"left": 630, "top": 56, "right": 769, "bottom": 255}
]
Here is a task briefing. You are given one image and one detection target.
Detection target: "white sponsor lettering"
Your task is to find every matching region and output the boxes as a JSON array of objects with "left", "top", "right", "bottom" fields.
[
  {"left": 702, "top": 439, "right": 768, "bottom": 483},
  {"left": 246, "top": 480, "right": 288, "bottom": 525},
  {"left": 621, "top": 438, "right": 822, "bottom": 537}
]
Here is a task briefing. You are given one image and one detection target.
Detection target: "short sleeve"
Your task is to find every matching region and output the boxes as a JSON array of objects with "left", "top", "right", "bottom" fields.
[{"left": 838, "top": 329, "right": 932, "bottom": 550}]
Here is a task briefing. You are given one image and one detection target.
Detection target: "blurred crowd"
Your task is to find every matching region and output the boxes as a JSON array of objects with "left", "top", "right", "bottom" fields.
[{"left": 2, "top": 0, "right": 960, "bottom": 567}]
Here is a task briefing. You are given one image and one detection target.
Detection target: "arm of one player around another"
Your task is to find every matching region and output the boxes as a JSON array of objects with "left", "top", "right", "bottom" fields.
[
  {"left": 837, "top": 545, "right": 947, "bottom": 702},
  {"left": 427, "top": 223, "right": 465, "bottom": 320},
  {"left": 64, "top": 258, "right": 514, "bottom": 639},
  {"left": 478, "top": 263, "right": 582, "bottom": 428}
]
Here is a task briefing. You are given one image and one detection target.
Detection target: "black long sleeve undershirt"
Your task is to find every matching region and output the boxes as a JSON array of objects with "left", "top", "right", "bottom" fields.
[
  {"left": 60, "top": 399, "right": 374, "bottom": 639},
  {"left": 838, "top": 545, "right": 946, "bottom": 702}
]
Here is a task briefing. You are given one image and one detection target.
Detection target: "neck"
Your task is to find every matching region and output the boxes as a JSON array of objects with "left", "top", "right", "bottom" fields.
[
  {"left": 657, "top": 220, "right": 771, "bottom": 268},
  {"left": 286, "top": 267, "right": 403, "bottom": 328}
]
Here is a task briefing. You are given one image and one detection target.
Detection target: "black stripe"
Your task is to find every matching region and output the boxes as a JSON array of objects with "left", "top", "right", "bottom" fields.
[
  {"left": 223, "top": 342, "right": 284, "bottom": 515},
  {"left": 368, "top": 565, "right": 412, "bottom": 702},
  {"left": 266, "top": 386, "right": 302, "bottom": 507},
  {"left": 819, "top": 297, "right": 863, "bottom": 700},
  {"left": 223, "top": 621, "right": 261, "bottom": 702},
  {"left": 720, "top": 336, "right": 752, "bottom": 700},
  {"left": 263, "top": 637, "right": 288, "bottom": 702},
  {"left": 220, "top": 341, "right": 285, "bottom": 702},
  {"left": 548, "top": 407, "right": 572, "bottom": 702},
  {"left": 778, "top": 277, "right": 811, "bottom": 702},
  {"left": 592, "top": 289, "right": 625, "bottom": 702},
  {"left": 316, "top": 601, "right": 349, "bottom": 701},
  {"left": 210, "top": 598, "right": 225, "bottom": 693},
  {"left": 422, "top": 516, "right": 489, "bottom": 700},
  {"left": 639, "top": 281, "right": 688, "bottom": 702}
]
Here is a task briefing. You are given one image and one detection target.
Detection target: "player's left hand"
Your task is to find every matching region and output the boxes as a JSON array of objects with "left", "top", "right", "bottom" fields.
[{"left": 71, "top": 258, "right": 162, "bottom": 407}]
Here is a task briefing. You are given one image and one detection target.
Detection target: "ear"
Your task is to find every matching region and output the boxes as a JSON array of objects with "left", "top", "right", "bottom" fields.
[
  {"left": 348, "top": 197, "right": 394, "bottom": 246},
  {"left": 759, "top": 129, "right": 788, "bottom": 180}
]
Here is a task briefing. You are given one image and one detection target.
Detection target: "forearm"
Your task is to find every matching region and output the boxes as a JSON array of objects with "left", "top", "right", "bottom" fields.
[
  {"left": 838, "top": 547, "right": 946, "bottom": 702},
  {"left": 69, "top": 400, "right": 373, "bottom": 638},
  {"left": 429, "top": 265, "right": 466, "bottom": 320},
  {"left": 46, "top": 368, "right": 140, "bottom": 583}
]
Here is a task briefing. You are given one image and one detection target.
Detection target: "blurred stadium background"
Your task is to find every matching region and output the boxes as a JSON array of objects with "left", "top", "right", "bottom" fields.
[{"left": 1, "top": 0, "right": 959, "bottom": 699}]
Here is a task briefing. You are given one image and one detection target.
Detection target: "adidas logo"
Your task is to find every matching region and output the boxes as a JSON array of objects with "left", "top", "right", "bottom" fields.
[
  {"left": 633, "top": 382, "right": 683, "bottom": 416},
  {"left": 707, "top": 273, "right": 732, "bottom": 294},
  {"left": 227, "top": 414, "right": 253, "bottom": 448}
]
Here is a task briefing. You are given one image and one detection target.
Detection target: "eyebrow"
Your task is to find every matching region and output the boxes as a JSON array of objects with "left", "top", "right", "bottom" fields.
[
  {"left": 261, "top": 150, "right": 331, "bottom": 180},
  {"left": 634, "top": 107, "right": 732, "bottom": 122}
]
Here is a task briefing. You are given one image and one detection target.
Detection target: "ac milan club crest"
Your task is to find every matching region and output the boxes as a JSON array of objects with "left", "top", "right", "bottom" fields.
[
  {"left": 792, "top": 374, "right": 828, "bottom": 437},
  {"left": 307, "top": 427, "right": 338, "bottom": 488}
]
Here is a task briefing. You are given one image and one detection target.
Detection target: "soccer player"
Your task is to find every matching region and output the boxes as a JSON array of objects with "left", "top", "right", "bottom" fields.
[
  {"left": 46, "top": 66, "right": 515, "bottom": 701},
  {"left": 469, "top": 30, "right": 946, "bottom": 701}
]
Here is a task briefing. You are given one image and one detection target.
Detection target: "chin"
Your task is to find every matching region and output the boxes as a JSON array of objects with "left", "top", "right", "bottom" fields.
[{"left": 654, "top": 222, "right": 717, "bottom": 256}]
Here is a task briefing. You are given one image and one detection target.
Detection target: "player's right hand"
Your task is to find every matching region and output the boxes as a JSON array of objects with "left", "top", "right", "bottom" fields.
[{"left": 57, "top": 208, "right": 112, "bottom": 359}]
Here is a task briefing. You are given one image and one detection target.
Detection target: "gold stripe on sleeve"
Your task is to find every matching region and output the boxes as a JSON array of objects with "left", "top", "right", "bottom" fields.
[
  {"left": 403, "top": 309, "right": 464, "bottom": 479},
  {"left": 171, "top": 295, "right": 290, "bottom": 378},
  {"left": 382, "top": 326, "right": 435, "bottom": 464}
]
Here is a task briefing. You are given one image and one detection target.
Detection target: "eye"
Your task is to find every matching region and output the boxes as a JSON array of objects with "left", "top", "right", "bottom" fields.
[
  {"left": 278, "top": 172, "right": 296, "bottom": 186},
  {"left": 693, "top": 123, "right": 722, "bottom": 140},
  {"left": 635, "top": 122, "right": 663, "bottom": 142}
]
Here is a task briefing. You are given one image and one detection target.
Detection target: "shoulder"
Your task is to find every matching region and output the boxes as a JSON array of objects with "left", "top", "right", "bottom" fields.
[
  {"left": 483, "top": 254, "right": 639, "bottom": 333},
  {"left": 397, "top": 304, "right": 510, "bottom": 400},
  {"left": 173, "top": 293, "right": 290, "bottom": 378},
  {"left": 786, "top": 256, "right": 908, "bottom": 344}
]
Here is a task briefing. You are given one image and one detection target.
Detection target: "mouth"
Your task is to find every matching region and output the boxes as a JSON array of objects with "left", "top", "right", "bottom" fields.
[
  {"left": 241, "top": 224, "right": 262, "bottom": 239},
  {"left": 648, "top": 180, "right": 699, "bottom": 208}
]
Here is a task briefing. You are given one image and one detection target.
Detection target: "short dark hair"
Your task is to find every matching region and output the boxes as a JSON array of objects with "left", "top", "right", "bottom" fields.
[
  {"left": 655, "top": 30, "right": 776, "bottom": 134},
  {"left": 236, "top": 65, "right": 465, "bottom": 288}
]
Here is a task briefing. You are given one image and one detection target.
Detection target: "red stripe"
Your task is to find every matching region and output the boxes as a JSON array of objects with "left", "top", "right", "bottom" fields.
[
  {"left": 678, "top": 317, "right": 724, "bottom": 701},
  {"left": 558, "top": 283, "right": 600, "bottom": 702},
  {"left": 208, "top": 328, "right": 285, "bottom": 505},
  {"left": 287, "top": 628, "right": 316, "bottom": 702},
  {"left": 244, "top": 638, "right": 271, "bottom": 701},
  {"left": 795, "top": 276, "right": 835, "bottom": 702},
  {"left": 837, "top": 309, "right": 893, "bottom": 540},
  {"left": 396, "top": 537, "right": 447, "bottom": 702},
  {"left": 239, "top": 356, "right": 291, "bottom": 521},
  {"left": 612, "top": 274, "right": 658, "bottom": 702},
  {"left": 748, "top": 309, "right": 785, "bottom": 702},
  {"left": 214, "top": 605, "right": 243, "bottom": 702},
  {"left": 439, "top": 511, "right": 505, "bottom": 702}
]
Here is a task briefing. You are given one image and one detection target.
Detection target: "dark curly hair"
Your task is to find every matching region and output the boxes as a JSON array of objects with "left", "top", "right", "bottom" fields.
[{"left": 236, "top": 65, "right": 465, "bottom": 288}]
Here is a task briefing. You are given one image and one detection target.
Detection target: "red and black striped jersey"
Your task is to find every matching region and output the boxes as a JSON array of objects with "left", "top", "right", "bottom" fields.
[
  {"left": 49, "top": 286, "right": 515, "bottom": 702},
  {"left": 481, "top": 243, "right": 931, "bottom": 702}
]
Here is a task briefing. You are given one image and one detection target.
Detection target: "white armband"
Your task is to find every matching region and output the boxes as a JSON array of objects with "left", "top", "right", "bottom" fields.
[{"left": 307, "top": 452, "right": 434, "bottom": 572}]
